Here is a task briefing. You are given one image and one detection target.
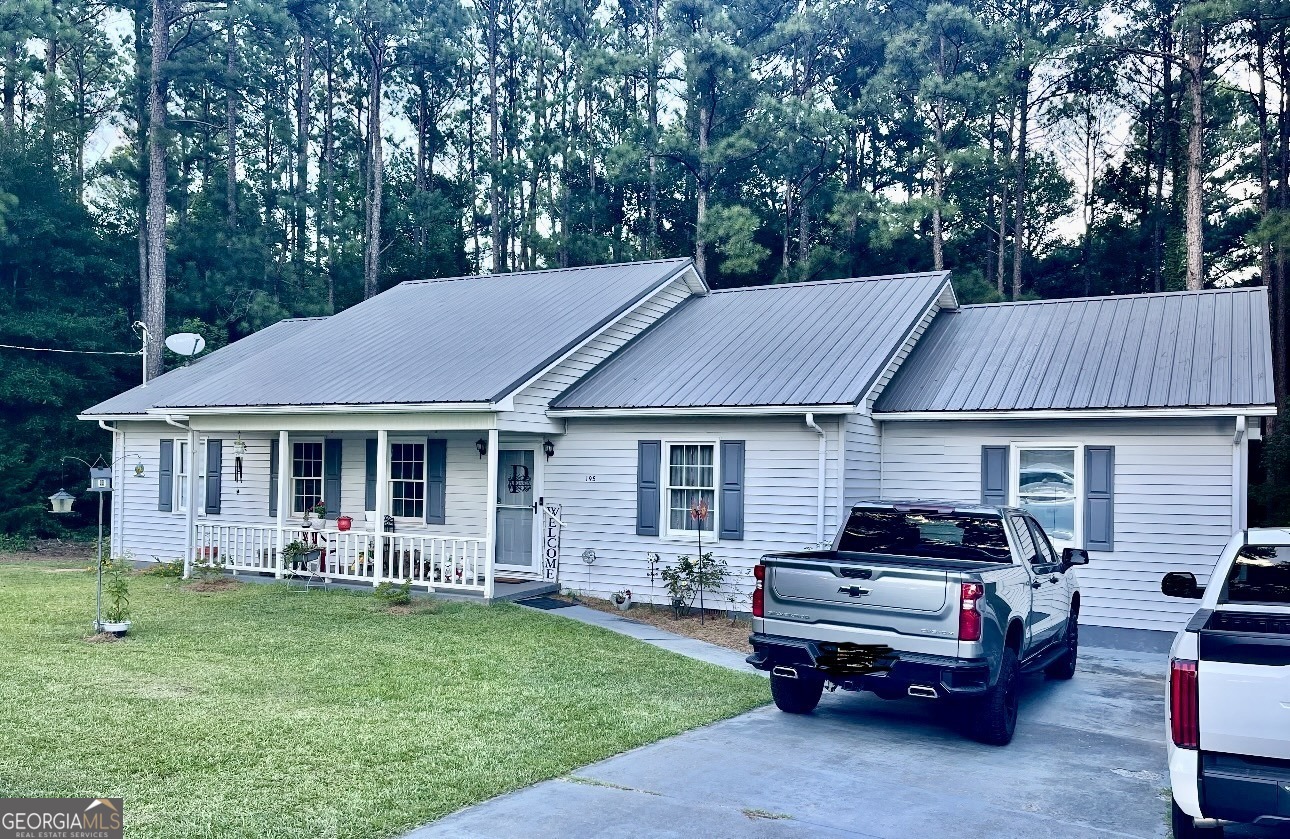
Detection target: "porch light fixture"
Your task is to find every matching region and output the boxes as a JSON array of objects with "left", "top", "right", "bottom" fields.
[
  {"left": 476, "top": 438, "right": 488, "bottom": 459},
  {"left": 543, "top": 439, "right": 555, "bottom": 460},
  {"left": 48, "top": 489, "right": 76, "bottom": 515}
]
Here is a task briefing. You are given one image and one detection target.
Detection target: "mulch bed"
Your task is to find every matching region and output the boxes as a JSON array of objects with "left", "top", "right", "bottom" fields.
[
  {"left": 564, "top": 595, "right": 753, "bottom": 653},
  {"left": 83, "top": 632, "right": 121, "bottom": 644}
]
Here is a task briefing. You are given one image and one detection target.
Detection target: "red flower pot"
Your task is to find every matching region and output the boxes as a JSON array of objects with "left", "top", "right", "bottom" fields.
[{"left": 336, "top": 515, "right": 353, "bottom": 532}]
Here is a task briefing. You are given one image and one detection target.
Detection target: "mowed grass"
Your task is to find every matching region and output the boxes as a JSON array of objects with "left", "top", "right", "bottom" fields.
[{"left": 0, "top": 562, "right": 768, "bottom": 838}]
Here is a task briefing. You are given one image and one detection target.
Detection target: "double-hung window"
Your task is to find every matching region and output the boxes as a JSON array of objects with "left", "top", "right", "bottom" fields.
[
  {"left": 1013, "top": 446, "right": 1080, "bottom": 549},
  {"left": 174, "top": 439, "right": 189, "bottom": 512},
  {"left": 390, "top": 442, "right": 426, "bottom": 519},
  {"left": 292, "top": 441, "right": 323, "bottom": 513},
  {"left": 665, "top": 443, "right": 716, "bottom": 537}
]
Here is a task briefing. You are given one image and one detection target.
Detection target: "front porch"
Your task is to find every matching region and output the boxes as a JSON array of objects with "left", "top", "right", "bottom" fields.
[{"left": 179, "top": 423, "right": 560, "bottom": 600}]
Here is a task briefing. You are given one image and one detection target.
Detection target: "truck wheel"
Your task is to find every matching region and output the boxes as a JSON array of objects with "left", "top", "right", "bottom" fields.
[
  {"left": 1171, "top": 798, "right": 1222, "bottom": 838},
  {"left": 970, "top": 648, "right": 1019, "bottom": 746},
  {"left": 770, "top": 672, "right": 824, "bottom": 714},
  {"left": 1045, "top": 612, "right": 1078, "bottom": 680}
]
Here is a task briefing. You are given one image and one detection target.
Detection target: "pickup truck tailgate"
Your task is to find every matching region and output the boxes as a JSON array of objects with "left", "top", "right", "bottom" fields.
[
  {"left": 1198, "top": 610, "right": 1290, "bottom": 760},
  {"left": 766, "top": 556, "right": 950, "bottom": 630}
]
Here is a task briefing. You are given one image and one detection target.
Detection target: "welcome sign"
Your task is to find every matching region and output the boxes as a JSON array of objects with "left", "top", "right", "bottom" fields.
[{"left": 542, "top": 504, "right": 562, "bottom": 582}]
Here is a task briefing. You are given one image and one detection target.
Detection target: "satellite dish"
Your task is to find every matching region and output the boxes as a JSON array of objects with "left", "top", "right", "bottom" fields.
[{"left": 165, "top": 332, "right": 206, "bottom": 356}]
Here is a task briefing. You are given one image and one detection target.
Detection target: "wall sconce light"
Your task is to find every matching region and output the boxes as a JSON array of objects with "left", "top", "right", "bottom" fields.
[
  {"left": 476, "top": 438, "right": 488, "bottom": 459},
  {"left": 543, "top": 439, "right": 555, "bottom": 460}
]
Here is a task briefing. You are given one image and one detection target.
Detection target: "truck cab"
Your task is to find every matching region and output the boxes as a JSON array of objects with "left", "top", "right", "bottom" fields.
[{"left": 1163, "top": 528, "right": 1290, "bottom": 837}]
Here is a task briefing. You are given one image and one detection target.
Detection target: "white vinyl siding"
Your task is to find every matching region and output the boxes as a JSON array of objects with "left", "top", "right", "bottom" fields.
[
  {"left": 878, "top": 417, "right": 1239, "bottom": 632},
  {"left": 544, "top": 416, "right": 843, "bottom": 604},
  {"left": 499, "top": 277, "right": 695, "bottom": 432}
]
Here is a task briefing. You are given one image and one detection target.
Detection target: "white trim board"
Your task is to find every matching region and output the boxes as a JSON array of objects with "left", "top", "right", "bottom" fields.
[
  {"left": 875, "top": 406, "right": 1277, "bottom": 422},
  {"left": 548, "top": 404, "right": 857, "bottom": 419}
]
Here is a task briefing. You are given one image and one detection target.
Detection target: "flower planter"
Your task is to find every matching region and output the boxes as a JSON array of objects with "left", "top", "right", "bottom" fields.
[
  {"left": 611, "top": 590, "right": 633, "bottom": 611},
  {"left": 96, "top": 619, "right": 131, "bottom": 637}
]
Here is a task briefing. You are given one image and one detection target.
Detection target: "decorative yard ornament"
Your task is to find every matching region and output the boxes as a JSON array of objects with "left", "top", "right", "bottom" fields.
[
  {"left": 691, "top": 497, "right": 711, "bottom": 625},
  {"left": 133, "top": 458, "right": 144, "bottom": 478},
  {"left": 507, "top": 463, "right": 532, "bottom": 494},
  {"left": 89, "top": 467, "right": 112, "bottom": 492},
  {"left": 580, "top": 548, "right": 596, "bottom": 598},
  {"left": 48, "top": 489, "right": 75, "bottom": 514},
  {"left": 233, "top": 435, "right": 247, "bottom": 486}
]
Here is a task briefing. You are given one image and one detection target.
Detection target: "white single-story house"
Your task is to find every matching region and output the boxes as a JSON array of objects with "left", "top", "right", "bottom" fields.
[{"left": 80, "top": 258, "right": 1275, "bottom": 638}]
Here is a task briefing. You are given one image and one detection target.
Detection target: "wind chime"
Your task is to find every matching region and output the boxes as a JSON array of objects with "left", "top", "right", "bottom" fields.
[{"left": 233, "top": 435, "right": 247, "bottom": 492}]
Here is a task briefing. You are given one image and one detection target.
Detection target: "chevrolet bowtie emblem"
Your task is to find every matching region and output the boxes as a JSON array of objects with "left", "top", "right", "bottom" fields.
[{"left": 839, "top": 586, "right": 871, "bottom": 597}]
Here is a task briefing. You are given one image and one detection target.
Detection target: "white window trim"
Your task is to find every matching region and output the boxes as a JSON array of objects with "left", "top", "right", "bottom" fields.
[
  {"left": 1007, "top": 441, "right": 1083, "bottom": 551},
  {"left": 173, "top": 438, "right": 189, "bottom": 514},
  {"left": 661, "top": 439, "right": 721, "bottom": 543},
  {"left": 291, "top": 438, "right": 324, "bottom": 516},
  {"left": 388, "top": 438, "right": 428, "bottom": 523}
]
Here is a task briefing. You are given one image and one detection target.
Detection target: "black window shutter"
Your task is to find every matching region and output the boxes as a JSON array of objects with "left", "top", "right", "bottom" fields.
[
  {"left": 1084, "top": 446, "right": 1115, "bottom": 551},
  {"left": 636, "top": 440, "right": 662, "bottom": 536},
  {"left": 204, "top": 439, "right": 222, "bottom": 515},
  {"left": 719, "top": 440, "right": 745, "bottom": 540},
  {"left": 268, "top": 438, "right": 280, "bottom": 517},
  {"left": 324, "top": 439, "right": 343, "bottom": 517},
  {"left": 425, "top": 438, "right": 447, "bottom": 525},
  {"left": 981, "top": 446, "right": 1009, "bottom": 506},
  {"left": 158, "top": 439, "right": 174, "bottom": 512},
  {"left": 364, "top": 438, "right": 378, "bottom": 511}
]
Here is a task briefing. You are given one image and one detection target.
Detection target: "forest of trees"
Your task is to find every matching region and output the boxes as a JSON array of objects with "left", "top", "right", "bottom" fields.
[{"left": 2, "top": 0, "right": 1290, "bottom": 533}]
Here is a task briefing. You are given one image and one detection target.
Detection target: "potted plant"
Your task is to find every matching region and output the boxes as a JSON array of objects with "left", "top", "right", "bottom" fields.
[
  {"left": 283, "top": 539, "right": 319, "bottom": 571},
  {"left": 611, "top": 589, "right": 633, "bottom": 611},
  {"left": 310, "top": 502, "right": 327, "bottom": 528},
  {"left": 97, "top": 561, "right": 132, "bottom": 636}
]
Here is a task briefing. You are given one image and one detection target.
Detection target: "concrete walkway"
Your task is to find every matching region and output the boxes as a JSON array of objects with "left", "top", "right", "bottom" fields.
[{"left": 405, "top": 608, "right": 1276, "bottom": 839}]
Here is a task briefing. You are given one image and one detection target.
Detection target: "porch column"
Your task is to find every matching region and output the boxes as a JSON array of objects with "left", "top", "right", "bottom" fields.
[
  {"left": 183, "top": 428, "right": 197, "bottom": 578},
  {"left": 373, "top": 429, "right": 389, "bottom": 587},
  {"left": 275, "top": 430, "right": 289, "bottom": 579},
  {"left": 483, "top": 428, "right": 498, "bottom": 601}
]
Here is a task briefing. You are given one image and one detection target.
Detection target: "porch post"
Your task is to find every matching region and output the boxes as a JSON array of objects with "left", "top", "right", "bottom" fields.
[
  {"left": 483, "top": 428, "right": 498, "bottom": 601},
  {"left": 275, "top": 430, "right": 289, "bottom": 579},
  {"left": 374, "top": 429, "right": 389, "bottom": 587},
  {"left": 183, "top": 428, "right": 197, "bottom": 578}
]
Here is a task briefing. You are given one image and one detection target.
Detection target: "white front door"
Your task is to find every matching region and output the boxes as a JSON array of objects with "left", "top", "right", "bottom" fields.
[{"left": 495, "top": 448, "right": 539, "bottom": 576}]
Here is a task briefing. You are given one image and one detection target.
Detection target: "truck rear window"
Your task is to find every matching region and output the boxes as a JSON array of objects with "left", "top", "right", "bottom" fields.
[
  {"left": 837, "top": 510, "right": 1011, "bottom": 562},
  {"left": 1221, "top": 546, "right": 1290, "bottom": 605}
]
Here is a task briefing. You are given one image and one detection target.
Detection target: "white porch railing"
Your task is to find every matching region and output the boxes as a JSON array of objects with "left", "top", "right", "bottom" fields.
[{"left": 193, "top": 523, "right": 489, "bottom": 594}]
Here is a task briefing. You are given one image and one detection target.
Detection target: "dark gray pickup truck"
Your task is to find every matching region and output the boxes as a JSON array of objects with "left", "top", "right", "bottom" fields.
[{"left": 748, "top": 501, "right": 1088, "bottom": 745}]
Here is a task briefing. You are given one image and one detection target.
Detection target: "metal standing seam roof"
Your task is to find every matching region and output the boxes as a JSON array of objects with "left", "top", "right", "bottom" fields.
[
  {"left": 873, "top": 286, "right": 1275, "bottom": 413},
  {"left": 85, "top": 259, "right": 696, "bottom": 414},
  {"left": 81, "top": 318, "right": 325, "bottom": 416},
  {"left": 550, "top": 271, "right": 951, "bottom": 410}
]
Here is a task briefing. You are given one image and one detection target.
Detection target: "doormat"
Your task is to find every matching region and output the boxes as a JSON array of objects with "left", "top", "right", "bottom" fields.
[
  {"left": 516, "top": 596, "right": 574, "bottom": 610},
  {"left": 494, "top": 576, "right": 534, "bottom": 584}
]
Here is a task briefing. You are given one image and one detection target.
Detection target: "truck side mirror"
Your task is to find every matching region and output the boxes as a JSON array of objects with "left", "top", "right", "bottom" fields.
[
  {"left": 1161, "top": 571, "right": 1203, "bottom": 599},
  {"left": 1061, "top": 547, "right": 1089, "bottom": 567}
]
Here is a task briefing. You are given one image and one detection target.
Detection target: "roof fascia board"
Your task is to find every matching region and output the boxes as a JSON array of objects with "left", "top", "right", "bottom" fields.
[
  {"left": 188, "top": 412, "right": 498, "bottom": 433},
  {"left": 489, "top": 261, "right": 696, "bottom": 404},
  {"left": 148, "top": 402, "right": 498, "bottom": 416},
  {"left": 77, "top": 413, "right": 149, "bottom": 422},
  {"left": 875, "top": 406, "right": 1278, "bottom": 421},
  {"left": 855, "top": 273, "right": 954, "bottom": 413},
  {"left": 548, "top": 404, "right": 857, "bottom": 418}
]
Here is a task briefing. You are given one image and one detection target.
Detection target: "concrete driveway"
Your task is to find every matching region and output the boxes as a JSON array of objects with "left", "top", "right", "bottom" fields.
[{"left": 406, "top": 646, "right": 1277, "bottom": 839}]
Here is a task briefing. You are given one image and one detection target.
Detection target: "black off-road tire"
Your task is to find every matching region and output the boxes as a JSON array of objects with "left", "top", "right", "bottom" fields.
[
  {"left": 970, "top": 648, "right": 1020, "bottom": 746},
  {"left": 1171, "top": 798, "right": 1222, "bottom": 838},
  {"left": 770, "top": 672, "right": 824, "bottom": 714},
  {"left": 1045, "top": 608, "right": 1079, "bottom": 680}
]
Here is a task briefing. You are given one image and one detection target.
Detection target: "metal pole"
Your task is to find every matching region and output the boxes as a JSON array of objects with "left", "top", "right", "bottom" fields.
[{"left": 95, "top": 490, "right": 104, "bottom": 631}]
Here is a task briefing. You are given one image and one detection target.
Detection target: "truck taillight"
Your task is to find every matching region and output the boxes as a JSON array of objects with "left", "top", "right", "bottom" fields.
[
  {"left": 1170, "top": 659, "right": 1199, "bottom": 749},
  {"left": 752, "top": 563, "right": 765, "bottom": 618},
  {"left": 958, "top": 582, "right": 984, "bottom": 641}
]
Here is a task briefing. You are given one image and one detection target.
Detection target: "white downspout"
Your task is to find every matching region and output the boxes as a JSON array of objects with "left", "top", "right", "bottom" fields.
[
  {"left": 164, "top": 416, "right": 196, "bottom": 578},
  {"left": 1233, "top": 417, "right": 1247, "bottom": 533},
  {"left": 276, "top": 430, "right": 290, "bottom": 579},
  {"left": 483, "top": 428, "right": 499, "bottom": 601},
  {"left": 98, "top": 420, "right": 123, "bottom": 558},
  {"left": 805, "top": 413, "right": 826, "bottom": 547}
]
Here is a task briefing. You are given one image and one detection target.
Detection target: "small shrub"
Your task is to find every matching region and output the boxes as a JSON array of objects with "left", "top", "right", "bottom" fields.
[
  {"left": 374, "top": 580, "right": 412, "bottom": 606},
  {"left": 142, "top": 559, "right": 183, "bottom": 578},
  {"left": 660, "top": 553, "right": 729, "bottom": 618},
  {"left": 104, "top": 561, "right": 131, "bottom": 622},
  {"left": 0, "top": 533, "right": 34, "bottom": 552},
  {"left": 192, "top": 549, "right": 227, "bottom": 582}
]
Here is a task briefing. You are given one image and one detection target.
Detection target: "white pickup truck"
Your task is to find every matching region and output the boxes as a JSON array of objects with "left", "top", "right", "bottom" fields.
[{"left": 1162, "top": 528, "right": 1290, "bottom": 838}]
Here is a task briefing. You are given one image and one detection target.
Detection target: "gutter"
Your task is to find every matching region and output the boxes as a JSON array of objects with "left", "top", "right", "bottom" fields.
[{"left": 805, "top": 413, "right": 827, "bottom": 547}]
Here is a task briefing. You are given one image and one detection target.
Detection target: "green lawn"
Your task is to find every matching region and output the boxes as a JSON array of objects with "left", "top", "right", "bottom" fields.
[{"left": 0, "top": 561, "right": 768, "bottom": 838}]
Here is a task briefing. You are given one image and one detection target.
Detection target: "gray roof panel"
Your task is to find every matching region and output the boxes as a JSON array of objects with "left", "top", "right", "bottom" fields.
[
  {"left": 552, "top": 271, "right": 950, "bottom": 410},
  {"left": 874, "top": 287, "right": 1275, "bottom": 413},
  {"left": 131, "top": 259, "right": 692, "bottom": 411},
  {"left": 81, "top": 318, "right": 324, "bottom": 416}
]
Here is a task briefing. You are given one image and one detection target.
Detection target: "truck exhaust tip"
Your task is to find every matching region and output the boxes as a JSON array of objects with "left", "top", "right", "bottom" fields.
[
  {"left": 907, "top": 685, "right": 938, "bottom": 699},
  {"left": 771, "top": 666, "right": 799, "bottom": 680}
]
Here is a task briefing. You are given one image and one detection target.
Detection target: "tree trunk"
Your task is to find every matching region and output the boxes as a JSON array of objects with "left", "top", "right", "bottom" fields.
[
  {"left": 1184, "top": 21, "right": 1205, "bottom": 290},
  {"left": 363, "top": 42, "right": 383, "bottom": 300},
  {"left": 295, "top": 29, "right": 311, "bottom": 262},
  {"left": 144, "top": 0, "right": 171, "bottom": 380},
  {"left": 2, "top": 43, "right": 16, "bottom": 134},
  {"left": 646, "top": 0, "right": 659, "bottom": 257},
  {"left": 695, "top": 100, "right": 709, "bottom": 279},
  {"left": 932, "top": 33, "right": 946, "bottom": 271},
  {"left": 1011, "top": 73, "right": 1029, "bottom": 301},
  {"left": 225, "top": 19, "right": 237, "bottom": 230},
  {"left": 486, "top": 0, "right": 503, "bottom": 272}
]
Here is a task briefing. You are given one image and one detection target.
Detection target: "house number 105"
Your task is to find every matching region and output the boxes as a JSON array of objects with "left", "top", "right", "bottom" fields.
[{"left": 585, "top": 475, "right": 597, "bottom": 482}]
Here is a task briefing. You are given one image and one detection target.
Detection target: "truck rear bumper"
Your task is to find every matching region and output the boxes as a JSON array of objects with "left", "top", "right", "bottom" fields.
[
  {"left": 1199, "top": 752, "right": 1290, "bottom": 827},
  {"left": 747, "top": 633, "right": 991, "bottom": 697}
]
